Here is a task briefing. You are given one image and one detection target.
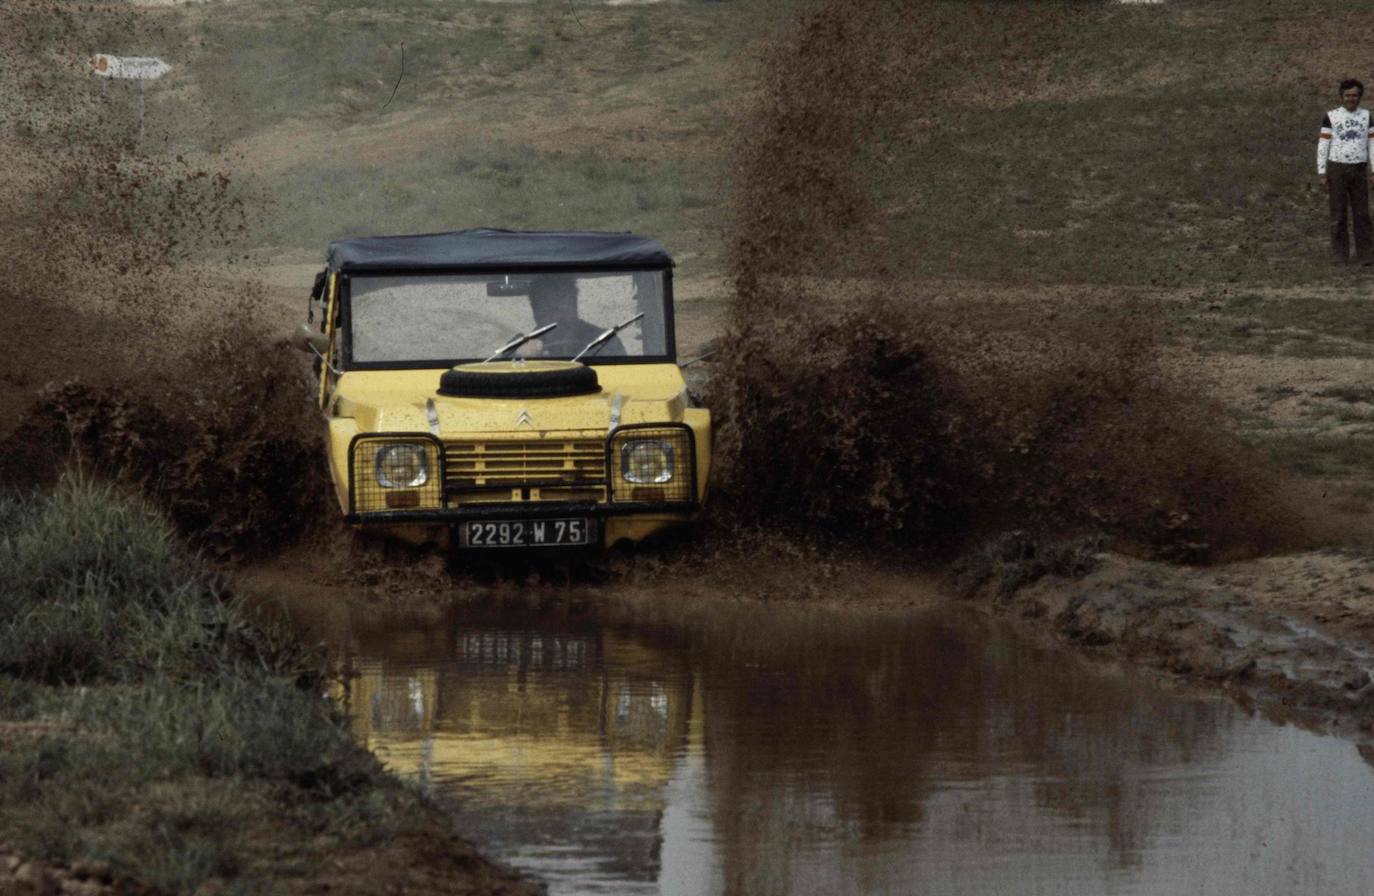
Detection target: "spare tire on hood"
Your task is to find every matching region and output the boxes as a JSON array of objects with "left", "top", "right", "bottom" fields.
[{"left": 437, "top": 360, "right": 601, "bottom": 399}]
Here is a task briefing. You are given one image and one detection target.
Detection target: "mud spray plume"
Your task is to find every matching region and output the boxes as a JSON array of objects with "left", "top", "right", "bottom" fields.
[
  {"left": 711, "top": 0, "right": 1293, "bottom": 560},
  {"left": 0, "top": 1, "right": 325, "bottom": 556}
]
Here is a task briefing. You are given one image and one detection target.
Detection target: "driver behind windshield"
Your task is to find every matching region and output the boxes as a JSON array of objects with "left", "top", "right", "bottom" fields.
[{"left": 528, "top": 276, "right": 625, "bottom": 358}]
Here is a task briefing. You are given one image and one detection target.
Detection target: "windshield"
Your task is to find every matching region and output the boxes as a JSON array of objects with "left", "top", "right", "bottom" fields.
[{"left": 347, "top": 270, "right": 670, "bottom": 365}]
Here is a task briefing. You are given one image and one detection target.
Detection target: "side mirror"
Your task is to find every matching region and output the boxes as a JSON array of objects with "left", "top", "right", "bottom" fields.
[{"left": 298, "top": 321, "right": 329, "bottom": 356}]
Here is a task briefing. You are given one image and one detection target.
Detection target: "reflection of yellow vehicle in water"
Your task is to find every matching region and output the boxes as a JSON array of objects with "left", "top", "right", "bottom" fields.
[{"left": 346, "top": 628, "right": 697, "bottom": 810}]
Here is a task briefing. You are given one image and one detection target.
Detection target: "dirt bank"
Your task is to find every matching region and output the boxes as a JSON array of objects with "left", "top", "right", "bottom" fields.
[
  {"left": 0, "top": 831, "right": 537, "bottom": 896},
  {"left": 958, "top": 539, "right": 1374, "bottom": 741}
]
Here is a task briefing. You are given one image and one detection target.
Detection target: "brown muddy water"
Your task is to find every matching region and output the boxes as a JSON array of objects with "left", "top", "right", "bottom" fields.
[{"left": 337, "top": 596, "right": 1374, "bottom": 896}]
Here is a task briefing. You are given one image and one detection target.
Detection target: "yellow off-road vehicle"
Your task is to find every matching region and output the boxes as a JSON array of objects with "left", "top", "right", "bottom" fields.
[{"left": 301, "top": 229, "right": 710, "bottom": 551}]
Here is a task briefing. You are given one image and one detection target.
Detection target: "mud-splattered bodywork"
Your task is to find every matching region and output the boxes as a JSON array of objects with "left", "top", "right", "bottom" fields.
[{"left": 305, "top": 229, "right": 710, "bottom": 549}]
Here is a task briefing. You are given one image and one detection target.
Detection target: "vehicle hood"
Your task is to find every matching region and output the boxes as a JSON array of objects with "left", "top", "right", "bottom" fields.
[{"left": 331, "top": 364, "right": 690, "bottom": 436}]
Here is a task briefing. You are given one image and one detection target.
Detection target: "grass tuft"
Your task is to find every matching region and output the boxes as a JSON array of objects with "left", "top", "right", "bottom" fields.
[
  {"left": 0, "top": 476, "right": 423, "bottom": 894},
  {"left": 0, "top": 476, "right": 305, "bottom": 685}
]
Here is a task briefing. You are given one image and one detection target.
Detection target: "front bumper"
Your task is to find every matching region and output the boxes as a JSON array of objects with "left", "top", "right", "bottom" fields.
[{"left": 345, "top": 500, "right": 699, "bottom": 526}]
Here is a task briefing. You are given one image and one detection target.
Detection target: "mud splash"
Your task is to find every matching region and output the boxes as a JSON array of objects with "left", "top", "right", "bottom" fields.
[
  {"left": 0, "top": 1, "right": 325, "bottom": 555},
  {"left": 3, "top": 362, "right": 325, "bottom": 558},
  {"left": 712, "top": 0, "right": 1292, "bottom": 560}
]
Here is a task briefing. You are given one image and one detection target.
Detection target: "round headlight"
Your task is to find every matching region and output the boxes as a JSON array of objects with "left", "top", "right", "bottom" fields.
[
  {"left": 375, "top": 444, "right": 429, "bottom": 488},
  {"left": 621, "top": 440, "right": 674, "bottom": 484}
]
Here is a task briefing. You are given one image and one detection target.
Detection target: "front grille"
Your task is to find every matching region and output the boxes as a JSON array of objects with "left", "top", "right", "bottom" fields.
[{"left": 443, "top": 436, "right": 606, "bottom": 504}]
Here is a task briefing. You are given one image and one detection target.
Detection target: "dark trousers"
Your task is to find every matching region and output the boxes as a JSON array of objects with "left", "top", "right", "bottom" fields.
[{"left": 1328, "top": 160, "right": 1373, "bottom": 261}]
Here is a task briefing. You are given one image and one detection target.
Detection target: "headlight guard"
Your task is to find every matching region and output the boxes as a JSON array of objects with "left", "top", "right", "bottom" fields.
[
  {"left": 349, "top": 434, "right": 443, "bottom": 513},
  {"left": 609, "top": 425, "right": 695, "bottom": 504}
]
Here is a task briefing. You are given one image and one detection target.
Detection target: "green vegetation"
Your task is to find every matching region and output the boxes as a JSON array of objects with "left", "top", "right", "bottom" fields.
[
  {"left": 0, "top": 478, "right": 427, "bottom": 894},
  {"left": 1165, "top": 292, "right": 1374, "bottom": 358}
]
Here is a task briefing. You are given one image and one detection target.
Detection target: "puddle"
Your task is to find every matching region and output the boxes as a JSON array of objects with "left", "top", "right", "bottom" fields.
[{"left": 342, "top": 598, "right": 1374, "bottom": 895}]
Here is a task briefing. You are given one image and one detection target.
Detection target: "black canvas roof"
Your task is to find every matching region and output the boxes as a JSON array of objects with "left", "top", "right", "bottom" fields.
[{"left": 326, "top": 228, "right": 672, "bottom": 272}]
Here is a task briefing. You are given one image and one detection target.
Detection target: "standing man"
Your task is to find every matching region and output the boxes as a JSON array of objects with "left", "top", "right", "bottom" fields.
[{"left": 1318, "top": 78, "right": 1374, "bottom": 264}]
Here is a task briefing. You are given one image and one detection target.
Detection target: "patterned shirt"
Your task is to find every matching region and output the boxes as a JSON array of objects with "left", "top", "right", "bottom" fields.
[{"left": 1318, "top": 107, "right": 1374, "bottom": 173}]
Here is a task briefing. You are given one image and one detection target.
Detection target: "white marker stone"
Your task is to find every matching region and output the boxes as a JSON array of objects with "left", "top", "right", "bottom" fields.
[{"left": 88, "top": 55, "right": 172, "bottom": 80}]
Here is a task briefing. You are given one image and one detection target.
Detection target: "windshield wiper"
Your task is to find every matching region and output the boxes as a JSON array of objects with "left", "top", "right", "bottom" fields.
[
  {"left": 483, "top": 322, "right": 558, "bottom": 363},
  {"left": 571, "top": 312, "right": 644, "bottom": 363}
]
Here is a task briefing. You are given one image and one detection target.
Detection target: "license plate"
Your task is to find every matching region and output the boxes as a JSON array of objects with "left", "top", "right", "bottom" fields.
[{"left": 461, "top": 518, "right": 595, "bottom": 548}]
